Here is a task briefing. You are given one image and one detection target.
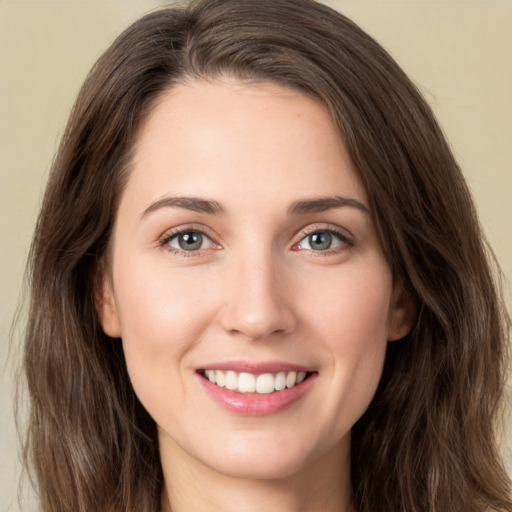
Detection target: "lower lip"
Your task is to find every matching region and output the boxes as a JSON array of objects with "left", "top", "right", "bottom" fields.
[{"left": 197, "top": 373, "right": 317, "bottom": 416}]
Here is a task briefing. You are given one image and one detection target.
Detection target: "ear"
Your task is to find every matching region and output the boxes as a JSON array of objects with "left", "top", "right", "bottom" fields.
[
  {"left": 94, "top": 262, "right": 121, "bottom": 338},
  {"left": 387, "top": 281, "right": 415, "bottom": 341}
]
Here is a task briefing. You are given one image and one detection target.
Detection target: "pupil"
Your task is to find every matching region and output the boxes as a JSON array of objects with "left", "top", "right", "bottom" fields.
[
  {"left": 179, "top": 232, "right": 202, "bottom": 250},
  {"left": 310, "top": 232, "right": 331, "bottom": 250}
]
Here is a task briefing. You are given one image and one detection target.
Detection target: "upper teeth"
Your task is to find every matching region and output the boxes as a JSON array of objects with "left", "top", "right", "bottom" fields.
[{"left": 203, "top": 370, "right": 307, "bottom": 394}]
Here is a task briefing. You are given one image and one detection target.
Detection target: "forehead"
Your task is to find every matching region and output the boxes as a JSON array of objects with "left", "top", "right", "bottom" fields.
[{"left": 124, "top": 79, "right": 366, "bottom": 213}]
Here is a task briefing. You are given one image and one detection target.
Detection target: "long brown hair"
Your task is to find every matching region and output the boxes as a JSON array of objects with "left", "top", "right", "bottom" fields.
[{"left": 20, "top": 0, "right": 511, "bottom": 511}]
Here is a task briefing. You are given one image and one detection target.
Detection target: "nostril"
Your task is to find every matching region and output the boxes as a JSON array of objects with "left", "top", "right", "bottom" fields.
[{"left": 219, "top": 306, "right": 297, "bottom": 341}]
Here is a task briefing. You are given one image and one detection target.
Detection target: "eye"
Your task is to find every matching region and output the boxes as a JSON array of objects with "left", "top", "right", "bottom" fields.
[
  {"left": 165, "top": 230, "right": 215, "bottom": 252},
  {"left": 295, "top": 229, "right": 351, "bottom": 252}
]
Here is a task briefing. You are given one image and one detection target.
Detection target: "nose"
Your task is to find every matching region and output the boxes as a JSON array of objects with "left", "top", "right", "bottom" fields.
[{"left": 218, "top": 253, "right": 297, "bottom": 341}]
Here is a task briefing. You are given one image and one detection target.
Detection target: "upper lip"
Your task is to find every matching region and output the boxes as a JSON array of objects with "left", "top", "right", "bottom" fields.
[{"left": 199, "top": 360, "right": 315, "bottom": 374}]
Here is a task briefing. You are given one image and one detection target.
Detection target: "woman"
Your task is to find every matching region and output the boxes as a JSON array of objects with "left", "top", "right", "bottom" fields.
[{"left": 21, "top": 0, "right": 511, "bottom": 511}]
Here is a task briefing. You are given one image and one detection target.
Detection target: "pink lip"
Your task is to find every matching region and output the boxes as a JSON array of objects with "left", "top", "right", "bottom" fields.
[
  {"left": 200, "top": 360, "right": 313, "bottom": 373},
  {"left": 196, "top": 366, "right": 317, "bottom": 417}
]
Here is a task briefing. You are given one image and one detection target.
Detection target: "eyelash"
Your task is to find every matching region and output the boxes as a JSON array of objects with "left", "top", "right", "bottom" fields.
[
  {"left": 159, "top": 225, "right": 219, "bottom": 256},
  {"left": 158, "top": 225, "right": 354, "bottom": 256},
  {"left": 293, "top": 226, "right": 354, "bottom": 256}
]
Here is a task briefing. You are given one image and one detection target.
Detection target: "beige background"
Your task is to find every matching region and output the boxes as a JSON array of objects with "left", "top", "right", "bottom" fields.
[{"left": 1, "top": 1, "right": 511, "bottom": 510}]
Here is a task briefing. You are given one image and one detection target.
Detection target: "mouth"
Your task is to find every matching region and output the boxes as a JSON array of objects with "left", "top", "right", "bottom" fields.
[
  {"left": 196, "top": 361, "right": 318, "bottom": 415},
  {"left": 198, "top": 369, "right": 315, "bottom": 395}
]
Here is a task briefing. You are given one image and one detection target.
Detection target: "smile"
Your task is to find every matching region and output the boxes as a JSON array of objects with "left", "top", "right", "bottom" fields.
[
  {"left": 197, "top": 363, "right": 318, "bottom": 415},
  {"left": 200, "top": 369, "right": 311, "bottom": 394}
]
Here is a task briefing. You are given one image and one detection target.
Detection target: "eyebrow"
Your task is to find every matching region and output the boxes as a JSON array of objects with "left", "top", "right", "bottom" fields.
[
  {"left": 141, "top": 194, "right": 369, "bottom": 219},
  {"left": 288, "top": 196, "right": 369, "bottom": 215},
  {"left": 141, "top": 196, "right": 225, "bottom": 218}
]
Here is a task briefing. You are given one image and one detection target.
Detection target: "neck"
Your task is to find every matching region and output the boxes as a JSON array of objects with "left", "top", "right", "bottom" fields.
[{"left": 159, "top": 436, "right": 353, "bottom": 512}]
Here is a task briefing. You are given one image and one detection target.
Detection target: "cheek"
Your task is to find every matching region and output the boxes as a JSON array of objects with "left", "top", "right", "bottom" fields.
[
  {"left": 304, "top": 263, "right": 392, "bottom": 423},
  {"left": 307, "top": 261, "right": 392, "bottom": 345},
  {"left": 115, "top": 253, "right": 216, "bottom": 336},
  {"left": 112, "top": 258, "right": 218, "bottom": 403}
]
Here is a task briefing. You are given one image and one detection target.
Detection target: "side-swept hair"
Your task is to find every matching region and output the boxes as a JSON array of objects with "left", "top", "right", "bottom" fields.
[{"left": 21, "top": 0, "right": 511, "bottom": 511}]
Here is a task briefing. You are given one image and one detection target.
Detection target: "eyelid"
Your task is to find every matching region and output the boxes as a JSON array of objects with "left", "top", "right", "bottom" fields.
[
  {"left": 157, "top": 222, "right": 354, "bottom": 256},
  {"left": 292, "top": 224, "right": 354, "bottom": 253},
  {"left": 158, "top": 224, "right": 221, "bottom": 254}
]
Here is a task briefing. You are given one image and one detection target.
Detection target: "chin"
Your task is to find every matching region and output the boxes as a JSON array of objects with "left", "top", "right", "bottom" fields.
[
  {"left": 208, "top": 449, "right": 312, "bottom": 481},
  {"left": 197, "top": 429, "right": 346, "bottom": 482}
]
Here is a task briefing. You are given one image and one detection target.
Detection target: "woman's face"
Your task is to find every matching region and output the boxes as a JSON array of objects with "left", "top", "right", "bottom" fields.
[{"left": 98, "top": 79, "right": 412, "bottom": 481}]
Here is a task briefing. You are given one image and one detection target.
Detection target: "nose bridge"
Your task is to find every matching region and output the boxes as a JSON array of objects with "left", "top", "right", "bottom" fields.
[{"left": 220, "top": 242, "right": 296, "bottom": 340}]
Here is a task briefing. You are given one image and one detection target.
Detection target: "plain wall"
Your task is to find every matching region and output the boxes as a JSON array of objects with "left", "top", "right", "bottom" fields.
[{"left": 1, "top": 1, "right": 511, "bottom": 510}]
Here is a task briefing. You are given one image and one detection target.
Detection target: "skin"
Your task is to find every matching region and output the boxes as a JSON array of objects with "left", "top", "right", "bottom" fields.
[{"left": 98, "top": 79, "right": 414, "bottom": 512}]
